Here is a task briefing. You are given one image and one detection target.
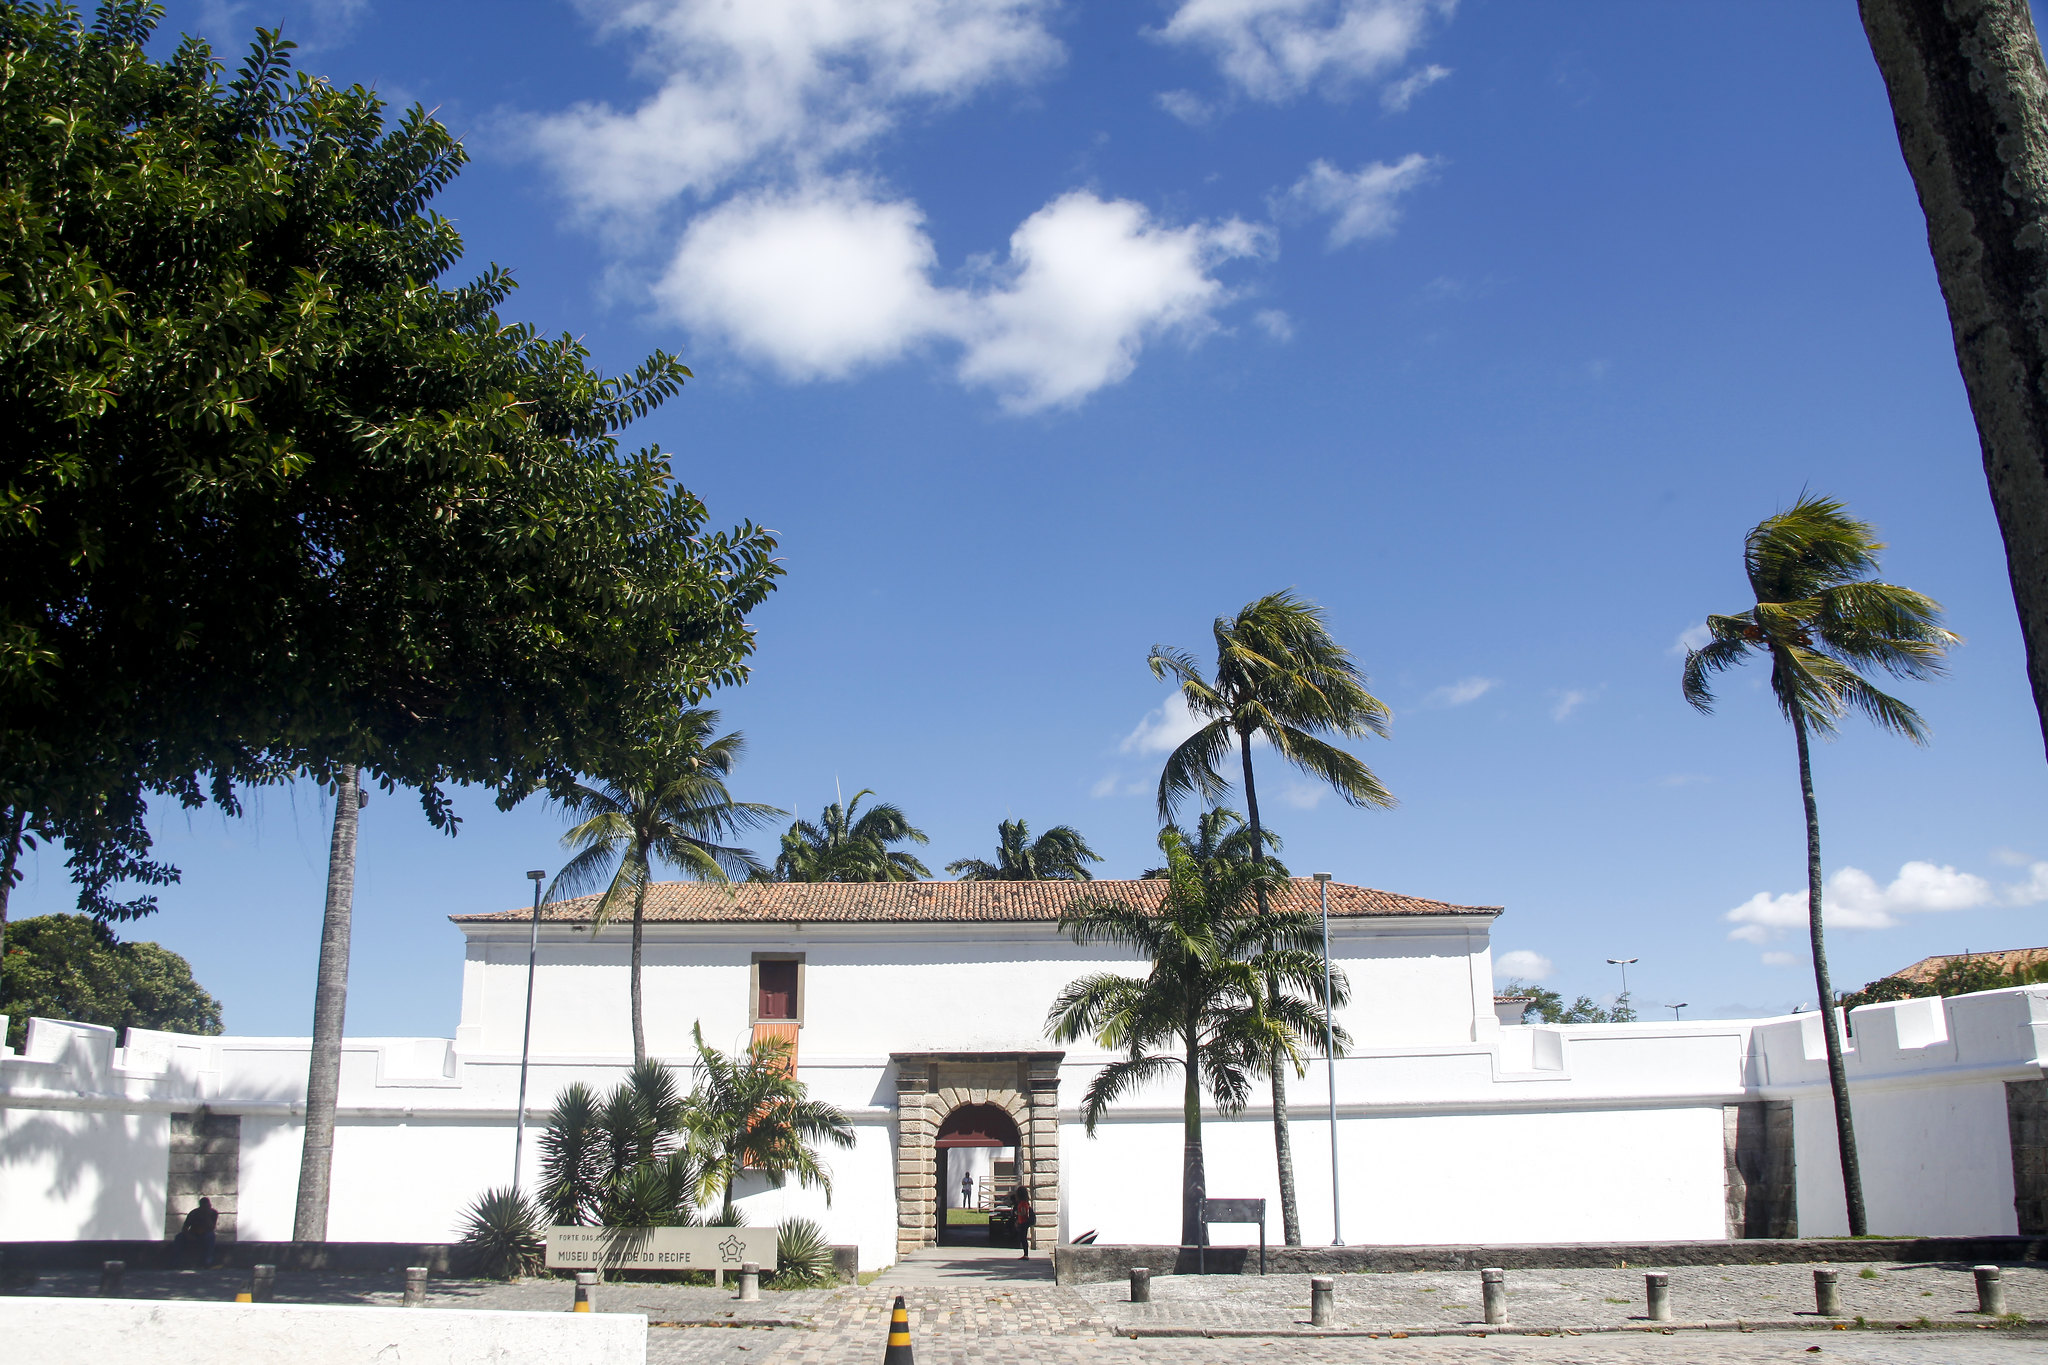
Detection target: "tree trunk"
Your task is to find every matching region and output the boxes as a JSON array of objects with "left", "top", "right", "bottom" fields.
[
  {"left": 0, "top": 806, "right": 23, "bottom": 971},
  {"left": 1793, "top": 713, "right": 1868, "bottom": 1237},
  {"left": 1239, "top": 727, "right": 1302, "bottom": 1246},
  {"left": 1861, "top": 0, "right": 2048, "bottom": 760},
  {"left": 295, "top": 766, "right": 360, "bottom": 1242},
  {"left": 630, "top": 873, "right": 649, "bottom": 1066},
  {"left": 1181, "top": 1026, "right": 1207, "bottom": 1248}
]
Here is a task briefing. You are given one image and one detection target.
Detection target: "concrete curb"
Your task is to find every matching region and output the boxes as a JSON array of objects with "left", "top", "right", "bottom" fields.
[{"left": 1118, "top": 1317, "right": 2042, "bottom": 1339}]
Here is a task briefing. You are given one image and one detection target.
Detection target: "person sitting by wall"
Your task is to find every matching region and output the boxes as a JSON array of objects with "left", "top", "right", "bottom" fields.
[{"left": 174, "top": 1197, "right": 219, "bottom": 1269}]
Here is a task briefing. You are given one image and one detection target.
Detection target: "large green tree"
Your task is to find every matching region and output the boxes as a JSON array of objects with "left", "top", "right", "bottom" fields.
[
  {"left": 0, "top": 912, "right": 220, "bottom": 1049},
  {"left": 549, "top": 711, "right": 781, "bottom": 1064},
  {"left": 1683, "top": 494, "right": 1955, "bottom": 1237},
  {"left": 1047, "top": 830, "right": 1346, "bottom": 1248},
  {"left": 946, "top": 819, "right": 1102, "bottom": 881},
  {"left": 0, "top": 4, "right": 779, "bottom": 1239},
  {"left": 769, "top": 791, "right": 931, "bottom": 882},
  {"left": 1147, "top": 591, "right": 1392, "bottom": 1246},
  {"left": 0, "top": 3, "right": 778, "bottom": 922}
]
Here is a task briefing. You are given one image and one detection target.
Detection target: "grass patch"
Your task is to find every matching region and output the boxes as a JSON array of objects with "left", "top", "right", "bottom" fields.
[
  {"left": 946, "top": 1209, "right": 990, "bottom": 1226},
  {"left": 1603, "top": 1298, "right": 1630, "bottom": 1305},
  {"left": 1859, "top": 1267, "right": 1879, "bottom": 1279},
  {"left": 858, "top": 1270, "right": 884, "bottom": 1286}
]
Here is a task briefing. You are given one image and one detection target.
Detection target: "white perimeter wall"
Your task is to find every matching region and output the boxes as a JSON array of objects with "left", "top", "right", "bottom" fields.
[{"left": 9, "top": 988, "right": 2048, "bottom": 1264}]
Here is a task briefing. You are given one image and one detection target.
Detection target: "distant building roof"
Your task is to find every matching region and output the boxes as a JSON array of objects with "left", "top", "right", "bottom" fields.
[
  {"left": 451, "top": 878, "right": 1500, "bottom": 927},
  {"left": 1890, "top": 947, "right": 2048, "bottom": 983}
]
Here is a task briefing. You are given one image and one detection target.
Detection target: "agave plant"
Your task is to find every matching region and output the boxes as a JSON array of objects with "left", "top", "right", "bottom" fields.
[
  {"left": 771, "top": 1216, "right": 835, "bottom": 1288},
  {"left": 459, "top": 1186, "right": 546, "bottom": 1280}
]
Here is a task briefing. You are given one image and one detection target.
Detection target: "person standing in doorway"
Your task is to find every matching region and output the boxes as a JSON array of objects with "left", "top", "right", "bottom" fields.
[
  {"left": 960, "top": 1171, "right": 973, "bottom": 1210},
  {"left": 1013, "top": 1188, "right": 1035, "bottom": 1260}
]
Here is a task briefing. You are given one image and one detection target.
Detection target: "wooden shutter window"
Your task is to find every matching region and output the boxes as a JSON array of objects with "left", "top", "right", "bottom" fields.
[{"left": 757, "top": 959, "right": 798, "bottom": 1021}]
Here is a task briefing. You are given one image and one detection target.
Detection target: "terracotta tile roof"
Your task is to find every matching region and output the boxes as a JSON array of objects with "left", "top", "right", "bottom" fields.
[
  {"left": 1890, "top": 946, "right": 2048, "bottom": 983},
  {"left": 451, "top": 878, "right": 1499, "bottom": 927}
]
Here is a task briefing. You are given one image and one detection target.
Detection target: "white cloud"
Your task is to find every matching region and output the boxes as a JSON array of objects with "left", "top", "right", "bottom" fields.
[
  {"left": 1672, "top": 623, "right": 1713, "bottom": 656},
  {"left": 1723, "top": 859, "right": 2048, "bottom": 943},
  {"left": 1280, "top": 154, "right": 1435, "bottom": 248},
  {"left": 1761, "top": 951, "right": 1798, "bottom": 967},
  {"left": 1155, "top": 0, "right": 1450, "bottom": 104},
  {"left": 956, "top": 193, "right": 1267, "bottom": 411},
  {"left": 1551, "top": 688, "right": 1593, "bottom": 722},
  {"left": 1121, "top": 691, "right": 1210, "bottom": 756},
  {"left": 1089, "top": 772, "right": 1122, "bottom": 799},
  {"left": 1254, "top": 308, "right": 1295, "bottom": 341},
  {"left": 1380, "top": 62, "right": 1449, "bottom": 111},
  {"left": 658, "top": 185, "right": 1261, "bottom": 409},
  {"left": 1157, "top": 89, "right": 1216, "bottom": 125},
  {"left": 530, "top": 0, "right": 1062, "bottom": 216},
  {"left": 1494, "top": 950, "right": 1553, "bottom": 983},
  {"left": 1279, "top": 782, "right": 1327, "bottom": 810},
  {"left": 1425, "top": 676, "right": 1497, "bottom": 708},
  {"left": 654, "top": 180, "right": 953, "bottom": 378},
  {"left": 1993, "top": 846, "right": 2035, "bottom": 867}
]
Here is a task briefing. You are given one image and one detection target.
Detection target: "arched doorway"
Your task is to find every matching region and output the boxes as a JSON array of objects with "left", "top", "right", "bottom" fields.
[{"left": 936, "top": 1102, "right": 1021, "bottom": 1247}]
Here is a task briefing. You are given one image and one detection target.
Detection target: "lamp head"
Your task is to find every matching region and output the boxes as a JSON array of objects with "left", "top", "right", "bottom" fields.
[
  {"left": 1312, "top": 872, "right": 1332, "bottom": 882},
  {"left": 526, "top": 870, "right": 546, "bottom": 881}
]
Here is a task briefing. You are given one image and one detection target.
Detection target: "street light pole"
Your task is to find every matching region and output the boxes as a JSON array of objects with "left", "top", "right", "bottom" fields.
[
  {"left": 1667, "top": 1003, "right": 1689, "bottom": 1021},
  {"left": 1606, "top": 957, "right": 1638, "bottom": 999},
  {"left": 512, "top": 870, "right": 546, "bottom": 1190},
  {"left": 1315, "top": 872, "right": 1342, "bottom": 1246}
]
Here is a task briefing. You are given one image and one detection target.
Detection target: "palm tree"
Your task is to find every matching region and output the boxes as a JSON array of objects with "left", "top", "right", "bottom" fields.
[
  {"left": 1140, "top": 807, "right": 1281, "bottom": 879},
  {"left": 294, "top": 765, "right": 364, "bottom": 1241},
  {"left": 770, "top": 790, "right": 931, "bottom": 882},
  {"left": 549, "top": 711, "right": 782, "bottom": 1065},
  {"left": 538, "top": 1060, "right": 701, "bottom": 1228},
  {"left": 1147, "top": 590, "right": 1392, "bottom": 1245},
  {"left": 683, "top": 1023, "right": 855, "bottom": 1222},
  {"left": 946, "top": 818, "right": 1102, "bottom": 881},
  {"left": 1683, "top": 494, "right": 1956, "bottom": 1237},
  {"left": 1046, "top": 830, "right": 1347, "bottom": 1247}
]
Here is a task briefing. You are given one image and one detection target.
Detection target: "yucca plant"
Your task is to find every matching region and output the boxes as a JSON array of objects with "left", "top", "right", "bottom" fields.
[
  {"left": 683, "top": 1023, "right": 855, "bottom": 1222},
  {"left": 771, "top": 1216, "right": 835, "bottom": 1288},
  {"left": 459, "top": 1186, "right": 546, "bottom": 1280}
]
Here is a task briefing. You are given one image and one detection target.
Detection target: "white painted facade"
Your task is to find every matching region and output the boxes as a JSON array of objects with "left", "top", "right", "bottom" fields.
[{"left": 6, "top": 890, "right": 2047, "bottom": 1267}]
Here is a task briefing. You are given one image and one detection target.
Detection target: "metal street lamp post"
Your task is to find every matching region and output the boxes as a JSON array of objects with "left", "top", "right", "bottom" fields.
[
  {"left": 512, "top": 869, "right": 546, "bottom": 1190},
  {"left": 1666, "top": 1003, "right": 1689, "bottom": 1021},
  {"left": 1606, "top": 957, "right": 1638, "bottom": 999},
  {"left": 1315, "top": 872, "right": 1342, "bottom": 1246}
]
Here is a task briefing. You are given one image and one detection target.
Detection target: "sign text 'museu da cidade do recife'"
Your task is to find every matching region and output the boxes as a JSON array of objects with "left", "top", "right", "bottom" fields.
[{"left": 544, "top": 1225, "right": 778, "bottom": 1272}]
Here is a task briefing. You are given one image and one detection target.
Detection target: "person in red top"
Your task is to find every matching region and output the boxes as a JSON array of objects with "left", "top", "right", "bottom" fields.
[{"left": 1012, "top": 1189, "right": 1035, "bottom": 1260}]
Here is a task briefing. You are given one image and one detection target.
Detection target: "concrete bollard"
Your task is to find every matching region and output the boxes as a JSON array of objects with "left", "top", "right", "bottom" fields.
[
  {"left": 99, "top": 1261, "right": 124, "bottom": 1297},
  {"left": 249, "top": 1265, "right": 276, "bottom": 1304},
  {"left": 1129, "top": 1267, "right": 1151, "bottom": 1304},
  {"left": 573, "top": 1271, "right": 598, "bottom": 1313},
  {"left": 738, "top": 1262, "right": 760, "bottom": 1302},
  {"left": 403, "top": 1266, "right": 428, "bottom": 1307},
  {"left": 1814, "top": 1268, "right": 1842, "bottom": 1317},
  {"left": 1310, "top": 1276, "right": 1335, "bottom": 1328},
  {"left": 1975, "top": 1265, "right": 2006, "bottom": 1316},
  {"left": 1644, "top": 1271, "right": 1670, "bottom": 1323},
  {"left": 1481, "top": 1267, "right": 1507, "bottom": 1326}
]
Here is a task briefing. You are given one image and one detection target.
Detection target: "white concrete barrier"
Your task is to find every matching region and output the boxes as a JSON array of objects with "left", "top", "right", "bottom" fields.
[{"left": 0, "top": 1296, "right": 647, "bottom": 1365}]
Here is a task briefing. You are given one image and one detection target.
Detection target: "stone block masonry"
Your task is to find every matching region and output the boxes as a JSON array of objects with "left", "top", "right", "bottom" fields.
[{"left": 163, "top": 1112, "right": 239, "bottom": 1241}]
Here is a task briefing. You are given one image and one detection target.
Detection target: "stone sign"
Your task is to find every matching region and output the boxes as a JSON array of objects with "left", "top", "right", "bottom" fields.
[{"left": 544, "top": 1225, "right": 778, "bottom": 1271}]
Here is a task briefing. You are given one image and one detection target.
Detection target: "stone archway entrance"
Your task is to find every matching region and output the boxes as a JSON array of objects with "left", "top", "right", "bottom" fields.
[
  {"left": 892, "top": 1052, "right": 1061, "bottom": 1257},
  {"left": 936, "top": 1102, "right": 1020, "bottom": 1247}
]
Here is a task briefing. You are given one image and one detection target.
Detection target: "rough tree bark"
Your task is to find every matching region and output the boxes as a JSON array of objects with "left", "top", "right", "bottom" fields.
[
  {"left": 0, "top": 807, "right": 22, "bottom": 968},
  {"left": 1181, "top": 1014, "right": 1207, "bottom": 1249},
  {"left": 294, "top": 766, "right": 361, "bottom": 1242},
  {"left": 1794, "top": 712, "right": 1868, "bottom": 1237},
  {"left": 1238, "top": 727, "right": 1303, "bottom": 1247},
  {"left": 1861, "top": 0, "right": 2048, "bottom": 760},
  {"left": 630, "top": 872, "right": 649, "bottom": 1066}
]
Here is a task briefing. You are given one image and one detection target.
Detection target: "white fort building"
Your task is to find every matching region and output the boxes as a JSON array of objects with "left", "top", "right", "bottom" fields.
[{"left": 5, "top": 876, "right": 2047, "bottom": 1267}]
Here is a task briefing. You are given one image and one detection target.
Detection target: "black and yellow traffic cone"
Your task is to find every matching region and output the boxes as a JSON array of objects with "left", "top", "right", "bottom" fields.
[{"left": 882, "top": 1293, "right": 914, "bottom": 1364}]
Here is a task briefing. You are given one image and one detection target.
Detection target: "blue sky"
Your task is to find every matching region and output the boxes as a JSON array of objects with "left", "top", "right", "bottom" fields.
[{"left": 14, "top": 0, "right": 2048, "bottom": 1037}]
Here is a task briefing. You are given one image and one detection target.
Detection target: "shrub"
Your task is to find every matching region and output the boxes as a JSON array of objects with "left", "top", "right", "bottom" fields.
[
  {"left": 459, "top": 1187, "right": 546, "bottom": 1280},
  {"left": 771, "top": 1216, "right": 834, "bottom": 1288}
]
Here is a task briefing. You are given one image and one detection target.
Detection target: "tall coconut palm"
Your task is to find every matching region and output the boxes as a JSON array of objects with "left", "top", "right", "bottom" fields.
[
  {"left": 1683, "top": 494, "right": 1956, "bottom": 1237},
  {"left": 1140, "top": 807, "right": 1283, "bottom": 880},
  {"left": 1147, "top": 590, "right": 1393, "bottom": 1245},
  {"left": 770, "top": 790, "right": 931, "bottom": 882},
  {"left": 1047, "top": 830, "right": 1348, "bottom": 1247},
  {"left": 549, "top": 711, "right": 781, "bottom": 1065},
  {"left": 946, "top": 819, "right": 1102, "bottom": 881},
  {"left": 683, "top": 1023, "right": 855, "bottom": 1222}
]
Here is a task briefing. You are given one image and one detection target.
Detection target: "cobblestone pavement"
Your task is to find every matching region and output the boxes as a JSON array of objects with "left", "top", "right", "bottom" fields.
[
  {"left": 642, "top": 1327, "right": 2048, "bottom": 1364},
  {"left": 1072, "top": 1261, "right": 2048, "bottom": 1332}
]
